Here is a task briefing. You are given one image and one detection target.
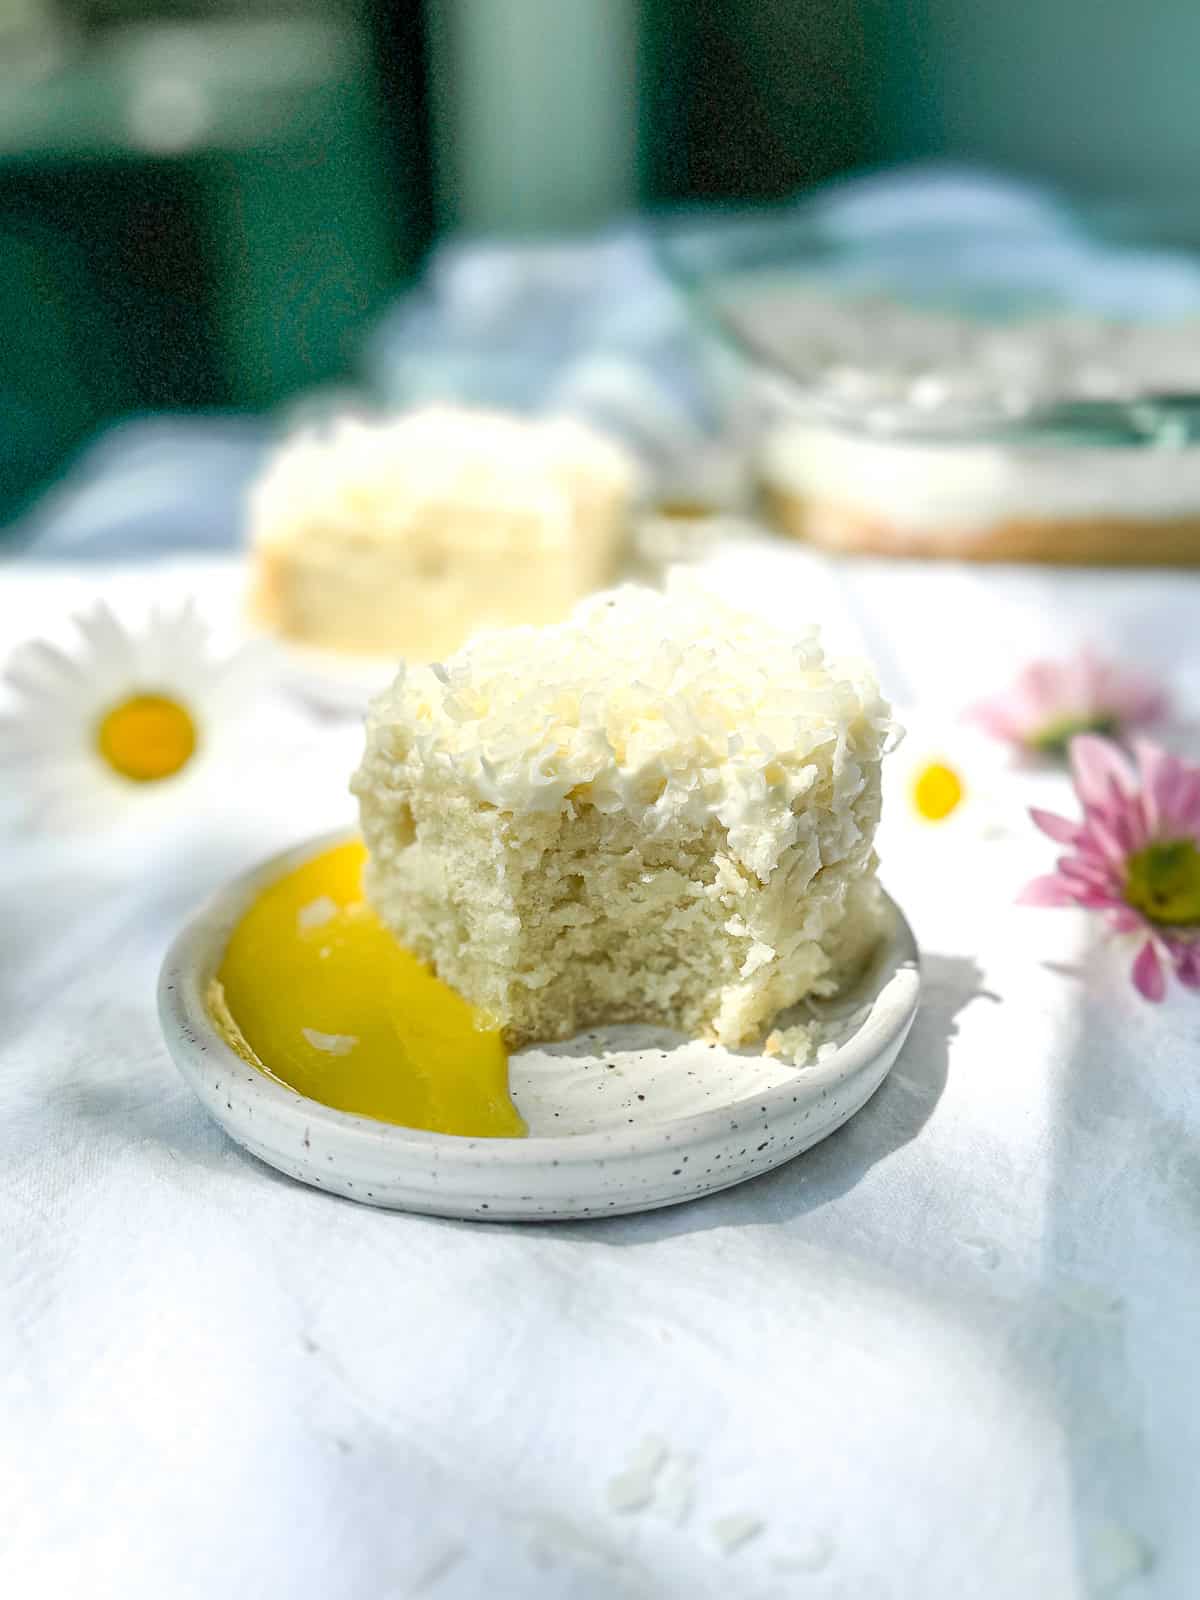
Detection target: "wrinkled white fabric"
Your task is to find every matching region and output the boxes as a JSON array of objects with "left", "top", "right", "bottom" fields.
[{"left": 3, "top": 553, "right": 1199, "bottom": 1600}]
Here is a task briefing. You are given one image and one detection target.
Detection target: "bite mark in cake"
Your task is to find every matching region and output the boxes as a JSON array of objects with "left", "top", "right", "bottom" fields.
[{"left": 351, "top": 579, "right": 892, "bottom": 1058}]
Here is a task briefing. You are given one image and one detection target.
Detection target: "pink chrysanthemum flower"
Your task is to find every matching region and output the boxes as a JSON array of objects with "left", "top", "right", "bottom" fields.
[
  {"left": 971, "top": 650, "right": 1166, "bottom": 757},
  {"left": 1020, "top": 735, "right": 1200, "bottom": 1000}
]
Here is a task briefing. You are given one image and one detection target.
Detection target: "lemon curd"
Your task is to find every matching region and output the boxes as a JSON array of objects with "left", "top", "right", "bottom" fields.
[{"left": 212, "top": 839, "right": 525, "bottom": 1137}]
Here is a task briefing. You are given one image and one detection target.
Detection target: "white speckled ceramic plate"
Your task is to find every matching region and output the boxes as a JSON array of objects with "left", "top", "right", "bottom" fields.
[{"left": 158, "top": 832, "right": 920, "bottom": 1220}]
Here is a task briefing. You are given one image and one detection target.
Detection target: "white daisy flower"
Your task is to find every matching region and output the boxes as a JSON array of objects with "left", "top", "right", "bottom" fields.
[
  {"left": 0, "top": 599, "right": 260, "bottom": 831},
  {"left": 882, "top": 719, "right": 1012, "bottom": 839}
]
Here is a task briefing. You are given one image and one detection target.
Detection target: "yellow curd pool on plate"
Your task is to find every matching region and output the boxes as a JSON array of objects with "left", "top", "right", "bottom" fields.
[
  {"left": 210, "top": 839, "right": 525, "bottom": 1138},
  {"left": 161, "top": 830, "right": 919, "bottom": 1217}
]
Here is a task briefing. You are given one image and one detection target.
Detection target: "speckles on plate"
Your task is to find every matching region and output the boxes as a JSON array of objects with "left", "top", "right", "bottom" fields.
[{"left": 158, "top": 832, "right": 919, "bottom": 1220}]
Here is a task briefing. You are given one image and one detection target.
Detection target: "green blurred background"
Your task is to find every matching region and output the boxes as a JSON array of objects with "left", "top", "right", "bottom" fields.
[{"left": 4, "top": 0, "right": 1200, "bottom": 523}]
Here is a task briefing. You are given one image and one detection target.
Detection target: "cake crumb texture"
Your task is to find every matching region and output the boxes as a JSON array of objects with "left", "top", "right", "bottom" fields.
[{"left": 352, "top": 577, "right": 891, "bottom": 1052}]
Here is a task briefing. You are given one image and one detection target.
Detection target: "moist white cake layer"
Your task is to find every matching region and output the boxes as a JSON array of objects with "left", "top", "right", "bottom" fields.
[{"left": 351, "top": 579, "right": 891, "bottom": 1052}]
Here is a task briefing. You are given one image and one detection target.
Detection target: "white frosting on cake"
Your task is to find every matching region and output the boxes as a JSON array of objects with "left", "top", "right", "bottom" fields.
[
  {"left": 763, "top": 423, "right": 1200, "bottom": 533},
  {"left": 251, "top": 406, "right": 638, "bottom": 554},
  {"left": 360, "top": 576, "right": 889, "bottom": 881}
]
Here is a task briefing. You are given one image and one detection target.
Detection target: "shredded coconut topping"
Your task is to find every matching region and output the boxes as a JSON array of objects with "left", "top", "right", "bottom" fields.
[
  {"left": 297, "top": 895, "right": 338, "bottom": 932},
  {"left": 360, "top": 576, "right": 889, "bottom": 880},
  {"left": 250, "top": 405, "right": 637, "bottom": 554},
  {"left": 301, "top": 1028, "right": 359, "bottom": 1057}
]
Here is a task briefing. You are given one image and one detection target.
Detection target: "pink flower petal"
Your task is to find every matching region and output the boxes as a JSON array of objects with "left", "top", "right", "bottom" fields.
[
  {"left": 1114, "top": 671, "right": 1169, "bottom": 727},
  {"left": 1162, "top": 771, "right": 1200, "bottom": 836},
  {"left": 1106, "top": 907, "right": 1145, "bottom": 933},
  {"left": 1018, "top": 875, "right": 1079, "bottom": 907},
  {"left": 1132, "top": 742, "right": 1171, "bottom": 832},
  {"left": 1075, "top": 890, "right": 1127, "bottom": 910},
  {"left": 1070, "top": 735, "right": 1133, "bottom": 811},
  {"left": 968, "top": 700, "right": 1024, "bottom": 742},
  {"left": 1131, "top": 742, "right": 1200, "bottom": 834},
  {"left": 1023, "top": 661, "right": 1062, "bottom": 709},
  {"left": 1151, "top": 757, "right": 1188, "bottom": 829},
  {"left": 1108, "top": 801, "right": 1143, "bottom": 854},
  {"left": 1121, "top": 798, "right": 1151, "bottom": 854},
  {"left": 1050, "top": 862, "right": 1124, "bottom": 907},
  {"left": 1080, "top": 813, "right": 1130, "bottom": 868},
  {"left": 1085, "top": 651, "right": 1167, "bottom": 726},
  {"left": 1131, "top": 939, "right": 1166, "bottom": 1002},
  {"left": 1173, "top": 943, "right": 1200, "bottom": 990},
  {"left": 1075, "top": 645, "right": 1103, "bottom": 686},
  {"left": 977, "top": 653, "right": 1167, "bottom": 753},
  {"left": 1029, "top": 807, "right": 1080, "bottom": 844},
  {"left": 1057, "top": 854, "right": 1120, "bottom": 894},
  {"left": 1137, "top": 688, "right": 1170, "bottom": 724}
]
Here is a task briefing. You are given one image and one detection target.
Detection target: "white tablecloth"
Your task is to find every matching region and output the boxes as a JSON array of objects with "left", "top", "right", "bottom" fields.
[{"left": 4, "top": 552, "right": 1199, "bottom": 1600}]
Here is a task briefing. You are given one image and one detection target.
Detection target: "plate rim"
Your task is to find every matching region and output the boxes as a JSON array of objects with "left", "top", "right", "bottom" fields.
[{"left": 158, "top": 829, "right": 921, "bottom": 1167}]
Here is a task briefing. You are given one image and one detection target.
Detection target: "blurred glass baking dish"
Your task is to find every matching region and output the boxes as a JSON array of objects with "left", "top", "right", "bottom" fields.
[{"left": 654, "top": 171, "right": 1200, "bottom": 563}]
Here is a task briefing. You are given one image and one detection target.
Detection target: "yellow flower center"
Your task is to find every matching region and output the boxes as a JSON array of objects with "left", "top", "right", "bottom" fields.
[
  {"left": 1124, "top": 839, "right": 1200, "bottom": 927},
  {"left": 912, "top": 761, "right": 964, "bottom": 822},
  {"left": 95, "top": 692, "right": 197, "bottom": 783}
]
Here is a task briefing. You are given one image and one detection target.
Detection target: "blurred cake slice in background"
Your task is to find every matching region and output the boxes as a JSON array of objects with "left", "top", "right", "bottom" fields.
[{"left": 248, "top": 406, "right": 637, "bottom": 658}]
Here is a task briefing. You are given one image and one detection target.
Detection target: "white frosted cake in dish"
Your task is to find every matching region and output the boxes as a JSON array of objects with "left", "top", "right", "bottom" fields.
[
  {"left": 728, "top": 286, "right": 1200, "bottom": 563},
  {"left": 763, "top": 424, "right": 1200, "bottom": 564},
  {"left": 351, "top": 578, "right": 890, "bottom": 1055},
  {"left": 249, "top": 406, "right": 637, "bottom": 658}
]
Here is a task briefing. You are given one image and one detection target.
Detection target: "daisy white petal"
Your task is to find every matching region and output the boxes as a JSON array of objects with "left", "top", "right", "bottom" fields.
[
  {"left": 882, "top": 717, "right": 1014, "bottom": 841},
  {"left": 5, "top": 638, "right": 91, "bottom": 697},
  {"left": 75, "top": 602, "right": 138, "bottom": 674},
  {"left": 1, "top": 598, "right": 262, "bottom": 834}
]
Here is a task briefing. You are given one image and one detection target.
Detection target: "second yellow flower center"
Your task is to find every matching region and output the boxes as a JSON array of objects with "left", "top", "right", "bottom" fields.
[
  {"left": 96, "top": 692, "right": 197, "bottom": 783},
  {"left": 912, "top": 761, "right": 964, "bottom": 822}
]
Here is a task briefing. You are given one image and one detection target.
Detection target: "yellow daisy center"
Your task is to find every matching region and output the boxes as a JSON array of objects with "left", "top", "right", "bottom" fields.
[
  {"left": 1124, "top": 840, "right": 1200, "bottom": 927},
  {"left": 912, "top": 761, "right": 964, "bottom": 822},
  {"left": 96, "top": 692, "right": 197, "bottom": 783}
]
